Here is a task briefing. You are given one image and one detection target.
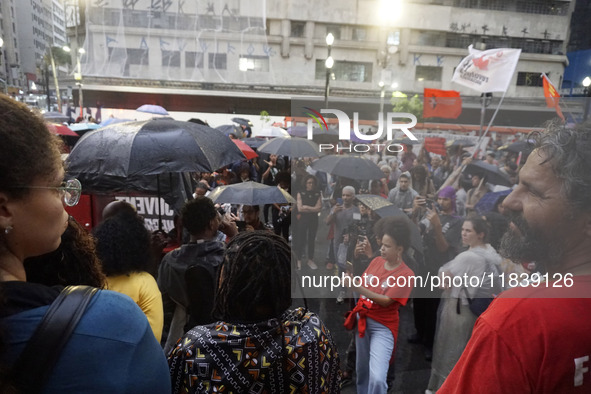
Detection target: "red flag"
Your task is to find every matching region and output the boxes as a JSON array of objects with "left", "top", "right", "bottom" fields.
[
  {"left": 424, "top": 137, "right": 447, "bottom": 156},
  {"left": 542, "top": 73, "right": 565, "bottom": 121},
  {"left": 423, "top": 89, "right": 462, "bottom": 119}
]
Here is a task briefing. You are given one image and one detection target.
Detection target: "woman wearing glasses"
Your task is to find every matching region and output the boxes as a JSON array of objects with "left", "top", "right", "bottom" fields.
[{"left": 0, "top": 96, "right": 170, "bottom": 393}]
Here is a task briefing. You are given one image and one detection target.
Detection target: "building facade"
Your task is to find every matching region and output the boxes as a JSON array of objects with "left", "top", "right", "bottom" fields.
[{"left": 32, "top": 0, "right": 579, "bottom": 125}]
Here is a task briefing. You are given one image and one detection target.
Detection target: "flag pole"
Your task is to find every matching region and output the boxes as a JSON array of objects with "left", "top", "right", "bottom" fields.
[{"left": 473, "top": 90, "right": 507, "bottom": 158}]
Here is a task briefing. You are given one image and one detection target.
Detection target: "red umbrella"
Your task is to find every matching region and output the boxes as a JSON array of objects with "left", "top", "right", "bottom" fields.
[
  {"left": 232, "top": 139, "right": 258, "bottom": 160},
  {"left": 48, "top": 123, "right": 79, "bottom": 137}
]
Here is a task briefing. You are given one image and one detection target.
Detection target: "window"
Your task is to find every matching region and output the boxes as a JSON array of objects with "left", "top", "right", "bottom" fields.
[
  {"left": 185, "top": 52, "right": 204, "bottom": 68},
  {"left": 412, "top": 31, "right": 445, "bottom": 46},
  {"left": 516, "top": 72, "right": 543, "bottom": 87},
  {"left": 315, "top": 60, "right": 372, "bottom": 82},
  {"left": 291, "top": 21, "right": 305, "bottom": 37},
  {"left": 415, "top": 66, "right": 442, "bottom": 81},
  {"left": 238, "top": 55, "right": 269, "bottom": 72},
  {"left": 353, "top": 27, "right": 367, "bottom": 41},
  {"left": 208, "top": 53, "right": 227, "bottom": 69},
  {"left": 127, "top": 48, "right": 149, "bottom": 65},
  {"left": 326, "top": 25, "right": 341, "bottom": 40},
  {"left": 387, "top": 31, "right": 400, "bottom": 46},
  {"left": 161, "top": 50, "right": 181, "bottom": 67}
]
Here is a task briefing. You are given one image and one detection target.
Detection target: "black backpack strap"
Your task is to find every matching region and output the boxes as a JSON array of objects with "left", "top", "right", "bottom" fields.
[{"left": 12, "top": 285, "right": 98, "bottom": 393}]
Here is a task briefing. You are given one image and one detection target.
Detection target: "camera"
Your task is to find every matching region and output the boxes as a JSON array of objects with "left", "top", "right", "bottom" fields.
[{"left": 276, "top": 205, "right": 290, "bottom": 225}]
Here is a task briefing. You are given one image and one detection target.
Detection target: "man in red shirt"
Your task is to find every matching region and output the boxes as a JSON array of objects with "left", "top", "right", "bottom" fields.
[{"left": 439, "top": 122, "right": 591, "bottom": 393}]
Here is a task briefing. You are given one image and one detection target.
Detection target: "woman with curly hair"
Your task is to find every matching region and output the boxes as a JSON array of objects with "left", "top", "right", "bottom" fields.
[
  {"left": 168, "top": 231, "right": 341, "bottom": 393},
  {"left": 93, "top": 209, "right": 164, "bottom": 341},
  {"left": 24, "top": 216, "right": 106, "bottom": 288}
]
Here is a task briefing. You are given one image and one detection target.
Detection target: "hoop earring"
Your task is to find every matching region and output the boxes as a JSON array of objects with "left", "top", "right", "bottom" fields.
[{"left": 4, "top": 226, "right": 12, "bottom": 235}]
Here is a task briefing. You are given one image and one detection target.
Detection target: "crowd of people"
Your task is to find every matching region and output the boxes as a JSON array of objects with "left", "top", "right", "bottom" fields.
[{"left": 1, "top": 93, "right": 591, "bottom": 393}]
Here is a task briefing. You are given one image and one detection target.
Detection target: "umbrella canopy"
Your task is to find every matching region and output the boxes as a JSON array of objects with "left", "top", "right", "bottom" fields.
[
  {"left": 136, "top": 104, "right": 169, "bottom": 116},
  {"left": 208, "top": 181, "right": 295, "bottom": 205},
  {"left": 242, "top": 137, "right": 268, "bottom": 148},
  {"left": 48, "top": 123, "right": 78, "bottom": 137},
  {"left": 257, "top": 137, "right": 321, "bottom": 157},
  {"left": 43, "top": 111, "right": 69, "bottom": 123},
  {"left": 287, "top": 125, "right": 308, "bottom": 138},
  {"left": 99, "top": 117, "right": 134, "bottom": 127},
  {"left": 69, "top": 123, "right": 100, "bottom": 132},
  {"left": 310, "top": 155, "right": 384, "bottom": 180},
  {"left": 287, "top": 125, "right": 339, "bottom": 144},
  {"left": 231, "top": 117, "right": 253, "bottom": 127},
  {"left": 500, "top": 139, "right": 535, "bottom": 155},
  {"left": 188, "top": 118, "right": 208, "bottom": 125},
  {"left": 355, "top": 194, "right": 422, "bottom": 251},
  {"left": 66, "top": 118, "right": 246, "bottom": 177},
  {"left": 216, "top": 124, "right": 243, "bottom": 138},
  {"left": 232, "top": 139, "right": 258, "bottom": 160},
  {"left": 474, "top": 189, "right": 512, "bottom": 215},
  {"left": 254, "top": 126, "right": 290, "bottom": 138},
  {"left": 464, "top": 160, "right": 512, "bottom": 187}
]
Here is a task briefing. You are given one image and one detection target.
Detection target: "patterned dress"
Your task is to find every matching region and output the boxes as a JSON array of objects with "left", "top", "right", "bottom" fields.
[{"left": 168, "top": 307, "right": 341, "bottom": 393}]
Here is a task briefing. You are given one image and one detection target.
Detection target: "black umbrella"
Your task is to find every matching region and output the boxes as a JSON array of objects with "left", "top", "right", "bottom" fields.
[
  {"left": 188, "top": 118, "right": 208, "bottom": 125},
  {"left": 310, "top": 155, "right": 384, "bottom": 180},
  {"left": 66, "top": 118, "right": 245, "bottom": 227},
  {"left": 231, "top": 117, "right": 253, "bottom": 127},
  {"left": 500, "top": 139, "right": 535, "bottom": 155},
  {"left": 208, "top": 181, "right": 295, "bottom": 205},
  {"left": 355, "top": 194, "right": 422, "bottom": 251},
  {"left": 287, "top": 125, "right": 339, "bottom": 144},
  {"left": 464, "top": 160, "right": 512, "bottom": 187},
  {"left": 43, "top": 111, "right": 69, "bottom": 123},
  {"left": 67, "top": 118, "right": 244, "bottom": 176},
  {"left": 216, "top": 124, "right": 243, "bottom": 138},
  {"left": 257, "top": 137, "right": 321, "bottom": 157}
]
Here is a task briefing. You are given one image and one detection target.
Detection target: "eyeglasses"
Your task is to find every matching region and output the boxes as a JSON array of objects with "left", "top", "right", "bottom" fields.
[{"left": 11, "top": 178, "right": 82, "bottom": 207}]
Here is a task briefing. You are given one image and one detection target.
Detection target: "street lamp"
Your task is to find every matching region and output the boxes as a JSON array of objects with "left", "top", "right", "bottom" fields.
[
  {"left": 64, "top": 45, "right": 85, "bottom": 116},
  {"left": 583, "top": 76, "right": 591, "bottom": 123},
  {"left": 324, "top": 33, "right": 334, "bottom": 108}
]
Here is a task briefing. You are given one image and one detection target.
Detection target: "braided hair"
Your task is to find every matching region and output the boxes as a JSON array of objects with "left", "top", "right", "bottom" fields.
[{"left": 212, "top": 231, "right": 292, "bottom": 322}]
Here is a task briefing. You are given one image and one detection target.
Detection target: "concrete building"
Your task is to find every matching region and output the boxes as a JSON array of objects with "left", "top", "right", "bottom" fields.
[
  {"left": 12, "top": 0, "right": 68, "bottom": 101},
  {"left": 0, "top": 0, "right": 22, "bottom": 94},
  {"left": 57, "top": 0, "right": 575, "bottom": 127}
]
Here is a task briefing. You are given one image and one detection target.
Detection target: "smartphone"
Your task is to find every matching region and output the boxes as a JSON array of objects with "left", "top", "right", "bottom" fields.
[
  {"left": 235, "top": 220, "right": 247, "bottom": 232},
  {"left": 336, "top": 197, "right": 343, "bottom": 205},
  {"left": 425, "top": 199, "right": 434, "bottom": 210},
  {"left": 357, "top": 235, "right": 367, "bottom": 244}
]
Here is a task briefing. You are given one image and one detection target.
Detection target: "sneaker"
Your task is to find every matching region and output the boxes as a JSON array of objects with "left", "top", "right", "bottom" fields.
[
  {"left": 307, "top": 260, "right": 318, "bottom": 270},
  {"left": 336, "top": 290, "right": 346, "bottom": 304}
]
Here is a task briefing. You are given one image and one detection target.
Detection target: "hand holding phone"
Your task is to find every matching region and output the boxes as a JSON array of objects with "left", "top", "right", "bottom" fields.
[{"left": 235, "top": 220, "right": 247, "bottom": 232}]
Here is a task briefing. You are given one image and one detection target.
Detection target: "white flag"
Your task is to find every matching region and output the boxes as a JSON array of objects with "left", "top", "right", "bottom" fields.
[{"left": 452, "top": 45, "right": 521, "bottom": 93}]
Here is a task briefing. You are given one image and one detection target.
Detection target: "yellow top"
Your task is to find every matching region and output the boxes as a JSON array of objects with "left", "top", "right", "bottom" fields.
[{"left": 106, "top": 271, "right": 164, "bottom": 342}]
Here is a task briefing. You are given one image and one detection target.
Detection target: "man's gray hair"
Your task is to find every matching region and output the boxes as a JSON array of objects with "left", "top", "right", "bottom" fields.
[
  {"left": 532, "top": 120, "right": 591, "bottom": 212},
  {"left": 342, "top": 185, "right": 356, "bottom": 196}
]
